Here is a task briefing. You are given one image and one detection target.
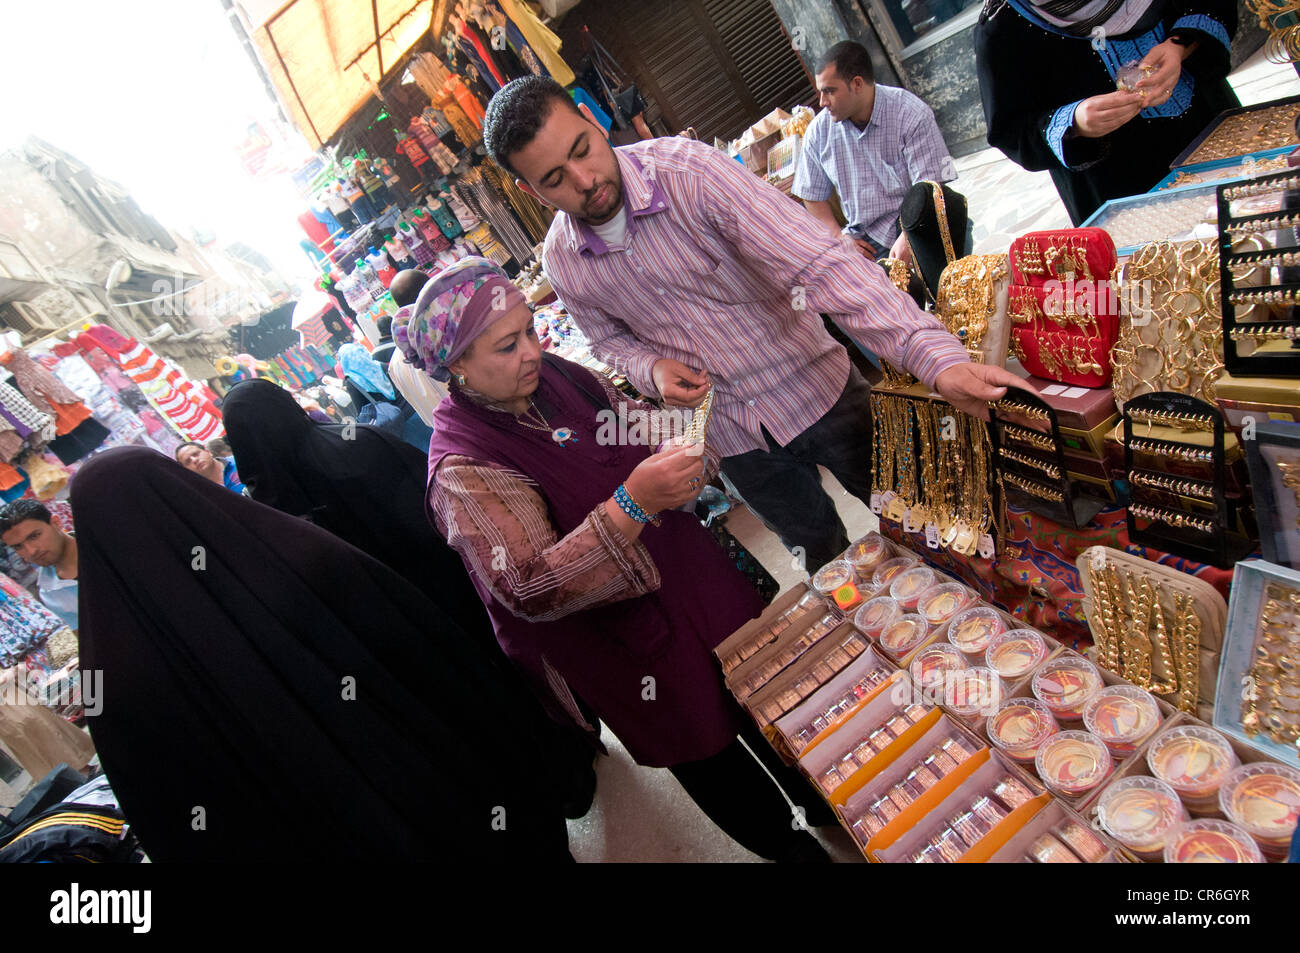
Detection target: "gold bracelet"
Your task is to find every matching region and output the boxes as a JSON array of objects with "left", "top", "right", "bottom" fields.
[
  {"left": 1128, "top": 437, "right": 1214, "bottom": 463},
  {"left": 1129, "top": 469, "right": 1215, "bottom": 500},
  {"left": 1003, "top": 423, "right": 1055, "bottom": 452},
  {"left": 989, "top": 399, "right": 1051, "bottom": 422},
  {"left": 1001, "top": 447, "right": 1061, "bottom": 480},
  {"left": 1127, "top": 407, "right": 1217, "bottom": 432},
  {"left": 1004, "top": 472, "right": 1064, "bottom": 502},
  {"left": 1130, "top": 503, "right": 1215, "bottom": 534}
]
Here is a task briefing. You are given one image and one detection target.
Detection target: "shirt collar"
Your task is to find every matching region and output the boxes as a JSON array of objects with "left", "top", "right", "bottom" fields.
[{"left": 568, "top": 149, "right": 670, "bottom": 257}]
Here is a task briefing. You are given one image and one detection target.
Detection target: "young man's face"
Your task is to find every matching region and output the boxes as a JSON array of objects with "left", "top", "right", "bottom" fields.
[
  {"left": 510, "top": 101, "right": 624, "bottom": 225},
  {"left": 816, "top": 67, "right": 868, "bottom": 123},
  {"left": 1, "top": 519, "right": 65, "bottom": 567}
]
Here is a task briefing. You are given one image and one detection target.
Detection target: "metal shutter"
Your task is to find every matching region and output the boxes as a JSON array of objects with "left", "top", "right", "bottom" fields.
[{"left": 558, "top": 0, "right": 815, "bottom": 144}]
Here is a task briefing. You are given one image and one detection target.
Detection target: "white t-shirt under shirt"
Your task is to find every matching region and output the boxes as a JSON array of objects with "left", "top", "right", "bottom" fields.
[{"left": 589, "top": 204, "right": 629, "bottom": 250}]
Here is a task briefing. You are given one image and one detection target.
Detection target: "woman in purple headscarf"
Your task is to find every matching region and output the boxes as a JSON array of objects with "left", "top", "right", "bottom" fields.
[{"left": 397, "top": 258, "right": 833, "bottom": 862}]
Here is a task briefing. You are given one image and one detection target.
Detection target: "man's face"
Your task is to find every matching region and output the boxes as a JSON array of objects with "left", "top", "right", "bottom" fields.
[
  {"left": 816, "top": 66, "right": 866, "bottom": 122},
  {"left": 510, "top": 101, "right": 624, "bottom": 225},
  {"left": 177, "top": 445, "right": 220, "bottom": 481},
  {"left": 1, "top": 519, "right": 64, "bottom": 567}
]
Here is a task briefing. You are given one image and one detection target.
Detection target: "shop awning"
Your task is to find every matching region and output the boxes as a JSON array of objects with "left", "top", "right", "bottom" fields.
[{"left": 243, "top": 0, "right": 440, "bottom": 150}]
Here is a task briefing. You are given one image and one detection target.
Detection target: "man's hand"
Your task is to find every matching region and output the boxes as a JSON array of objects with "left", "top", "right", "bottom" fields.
[
  {"left": 1135, "top": 39, "right": 1195, "bottom": 109},
  {"left": 888, "top": 233, "right": 912, "bottom": 266},
  {"left": 1072, "top": 91, "right": 1145, "bottom": 138},
  {"left": 652, "top": 358, "right": 710, "bottom": 408},
  {"left": 852, "top": 237, "right": 878, "bottom": 259},
  {"left": 933, "top": 362, "right": 1038, "bottom": 420}
]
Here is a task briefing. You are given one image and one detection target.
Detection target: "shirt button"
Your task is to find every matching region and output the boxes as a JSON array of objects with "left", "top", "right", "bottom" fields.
[
  {"left": 748, "top": 399, "right": 756, "bottom": 406},
  {"left": 655, "top": 288, "right": 665, "bottom": 294}
]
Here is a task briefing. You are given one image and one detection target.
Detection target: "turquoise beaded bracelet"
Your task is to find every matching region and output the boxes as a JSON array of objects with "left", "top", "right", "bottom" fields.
[{"left": 614, "top": 483, "right": 660, "bottom": 526}]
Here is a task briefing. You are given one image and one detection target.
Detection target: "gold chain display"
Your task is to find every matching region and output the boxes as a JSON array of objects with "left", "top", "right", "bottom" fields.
[
  {"left": 935, "top": 255, "right": 1009, "bottom": 364},
  {"left": 1087, "top": 560, "right": 1202, "bottom": 714},
  {"left": 870, "top": 394, "right": 995, "bottom": 556},
  {"left": 1112, "top": 240, "right": 1225, "bottom": 408},
  {"left": 1241, "top": 582, "right": 1300, "bottom": 744}
]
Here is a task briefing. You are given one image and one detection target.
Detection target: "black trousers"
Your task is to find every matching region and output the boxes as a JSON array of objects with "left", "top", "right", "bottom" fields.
[
  {"left": 720, "top": 365, "right": 876, "bottom": 573},
  {"left": 667, "top": 719, "right": 835, "bottom": 862}
]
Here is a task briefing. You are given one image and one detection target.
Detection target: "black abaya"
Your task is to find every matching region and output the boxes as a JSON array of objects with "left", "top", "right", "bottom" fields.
[
  {"left": 73, "top": 447, "right": 572, "bottom": 862},
  {"left": 975, "top": 0, "right": 1239, "bottom": 225},
  {"left": 220, "top": 378, "right": 489, "bottom": 638}
]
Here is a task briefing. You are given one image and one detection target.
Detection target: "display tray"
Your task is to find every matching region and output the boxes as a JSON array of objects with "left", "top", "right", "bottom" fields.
[
  {"left": 1153, "top": 146, "right": 1296, "bottom": 191},
  {"left": 1172, "top": 95, "right": 1300, "bottom": 169},
  {"left": 1214, "top": 559, "right": 1300, "bottom": 769},
  {"left": 1080, "top": 182, "right": 1220, "bottom": 257},
  {"left": 1244, "top": 421, "right": 1300, "bottom": 568}
]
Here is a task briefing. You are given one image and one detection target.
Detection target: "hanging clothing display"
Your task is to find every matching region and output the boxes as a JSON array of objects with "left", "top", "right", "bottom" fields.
[
  {"left": 19, "top": 451, "right": 70, "bottom": 501},
  {"left": 455, "top": 167, "right": 535, "bottom": 263},
  {"left": 0, "top": 381, "right": 55, "bottom": 444},
  {"left": 75, "top": 325, "right": 223, "bottom": 442},
  {"left": 45, "top": 417, "right": 110, "bottom": 465},
  {"left": 0, "top": 349, "right": 92, "bottom": 436},
  {"left": 481, "top": 159, "right": 552, "bottom": 243},
  {"left": 497, "top": 0, "right": 575, "bottom": 85},
  {"left": 0, "top": 667, "right": 95, "bottom": 781}
]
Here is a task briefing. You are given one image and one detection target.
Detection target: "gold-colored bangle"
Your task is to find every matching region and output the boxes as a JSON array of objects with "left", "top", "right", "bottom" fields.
[
  {"left": 1003, "top": 423, "right": 1055, "bottom": 452},
  {"left": 1128, "top": 469, "right": 1215, "bottom": 500},
  {"left": 990, "top": 399, "right": 1051, "bottom": 422},
  {"left": 1130, "top": 503, "right": 1215, "bottom": 534},
  {"left": 1000, "top": 447, "right": 1061, "bottom": 480},
  {"left": 1003, "top": 471, "right": 1064, "bottom": 502},
  {"left": 1126, "top": 407, "right": 1216, "bottom": 432}
]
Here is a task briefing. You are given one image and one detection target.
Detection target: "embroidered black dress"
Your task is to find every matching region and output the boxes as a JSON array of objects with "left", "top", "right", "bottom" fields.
[{"left": 975, "top": 0, "right": 1240, "bottom": 224}]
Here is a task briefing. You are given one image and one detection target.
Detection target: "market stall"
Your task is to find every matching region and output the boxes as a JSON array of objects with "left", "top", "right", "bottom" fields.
[{"left": 696, "top": 91, "right": 1300, "bottom": 863}]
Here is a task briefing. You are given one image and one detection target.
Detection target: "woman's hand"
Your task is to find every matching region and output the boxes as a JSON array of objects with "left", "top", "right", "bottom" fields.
[
  {"left": 623, "top": 443, "right": 705, "bottom": 515},
  {"left": 1136, "top": 39, "right": 1194, "bottom": 109},
  {"left": 1072, "top": 91, "right": 1146, "bottom": 138}
]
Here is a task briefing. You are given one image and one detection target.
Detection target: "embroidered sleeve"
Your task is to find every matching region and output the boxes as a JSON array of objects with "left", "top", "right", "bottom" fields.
[{"left": 430, "top": 455, "right": 661, "bottom": 622}]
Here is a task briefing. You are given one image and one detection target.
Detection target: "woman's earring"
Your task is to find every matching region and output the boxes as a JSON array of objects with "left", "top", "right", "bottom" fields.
[{"left": 455, "top": 373, "right": 467, "bottom": 386}]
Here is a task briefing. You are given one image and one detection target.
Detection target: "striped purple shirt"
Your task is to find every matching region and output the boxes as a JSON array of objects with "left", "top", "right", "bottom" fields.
[{"left": 541, "top": 136, "right": 971, "bottom": 458}]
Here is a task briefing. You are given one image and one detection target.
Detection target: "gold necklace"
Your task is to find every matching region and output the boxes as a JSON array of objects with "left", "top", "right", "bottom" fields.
[{"left": 514, "top": 399, "right": 551, "bottom": 434}]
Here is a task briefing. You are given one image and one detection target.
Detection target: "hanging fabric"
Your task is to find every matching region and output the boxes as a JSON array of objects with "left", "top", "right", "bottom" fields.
[{"left": 0, "top": 349, "right": 92, "bottom": 436}]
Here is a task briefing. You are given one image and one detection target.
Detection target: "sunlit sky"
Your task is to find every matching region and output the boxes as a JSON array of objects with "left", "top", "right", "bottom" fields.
[{"left": 3, "top": 0, "right": 318, "bottom": 284}]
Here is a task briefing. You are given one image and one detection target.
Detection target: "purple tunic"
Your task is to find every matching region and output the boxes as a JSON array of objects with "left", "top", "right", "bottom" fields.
[{"left": 427, "top": 356, "right": 763, "bottom": 767}]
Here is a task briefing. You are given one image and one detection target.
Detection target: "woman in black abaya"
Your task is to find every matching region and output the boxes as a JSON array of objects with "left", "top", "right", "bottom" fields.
[
  {"left": 220, "top": 378, "right": 488, "bottom": 637},
  {"left": 975, "top": 0, "right": 1238, "bottom": 225},
  {"left": 73, "top": 447, "right": 572, "bottom": 862}
]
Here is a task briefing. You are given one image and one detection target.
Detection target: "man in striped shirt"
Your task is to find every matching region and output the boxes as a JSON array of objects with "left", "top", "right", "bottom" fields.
[{"left": 484, "top": 76, "right": 1026, "bottom": 571}]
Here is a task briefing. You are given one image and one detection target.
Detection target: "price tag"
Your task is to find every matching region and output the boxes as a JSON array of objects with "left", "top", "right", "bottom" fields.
[
  {"left": 870, "top": 492, "right": 883, "bottom": 514},
  {"left": 925, "top": 522, "right": 940, "bottom": 549},
  {"left": 904, "top": 508, "right": 922, "bottom": 533},
  {"left": 885, "top": 497, "right": 907, "bottom": 523},
  {"left": 977, "top": 534, "right": 996, "bottom": 559}
]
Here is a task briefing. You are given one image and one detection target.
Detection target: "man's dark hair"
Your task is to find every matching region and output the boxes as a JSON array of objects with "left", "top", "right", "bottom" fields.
[
  {"left": 389, "top": 268, "right": 430, "bottom": 308},
  {"left": 484, "top": 75, "right": 585, "bottom": 178},
  {"left": 0, "top": 499, "right": 52, "bottom": 534},
  {"left": 817, "top": 41, "right": 874, "bottom": 85},
  {"left": 174, "top": 441, "right": 205, "bottom": 461},
  {"left": 376, "top": 314, "right": 393, "bottom": 340}
]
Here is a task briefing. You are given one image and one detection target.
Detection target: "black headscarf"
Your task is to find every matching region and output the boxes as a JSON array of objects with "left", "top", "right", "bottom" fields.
[
  {"left": 220, "top": 378, "right": 487, "bottom": 638},
  {"left": 73, "top": 447, "right": 571, "bottom": 861}
]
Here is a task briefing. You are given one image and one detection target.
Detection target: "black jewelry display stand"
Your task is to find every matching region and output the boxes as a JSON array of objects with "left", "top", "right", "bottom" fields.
[
  {"left": 1216, "top": 170, "right": 1300, "bottom": 377},
  {"left": 988, "top": 391, "right": 1103, "bottom": 529},
  {"left": 1122, "top": 392, "right": 1253, "bottom": 569},
  {"left": 899, "top": 182, "right": 970, "bottom": 301}
]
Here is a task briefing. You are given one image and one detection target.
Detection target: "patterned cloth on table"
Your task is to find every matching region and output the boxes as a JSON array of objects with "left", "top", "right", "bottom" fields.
[
  {"left": 0, "top": 577, "right": 70, "bottom": 666},
  {"left": 879, "top": 504, "right": 1238, "bottom": 650}
]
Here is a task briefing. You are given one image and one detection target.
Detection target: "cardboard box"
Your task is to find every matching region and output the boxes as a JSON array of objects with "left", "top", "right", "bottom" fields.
[
  {"left": 1023, "top": 377, "right": 1118, "bottom": 430},
  {"left": 1061, "top": 413, "right": 1119, "bottom": 457},
  {"left": 713, "top": 583, "right": 819, "bottom": 676}
]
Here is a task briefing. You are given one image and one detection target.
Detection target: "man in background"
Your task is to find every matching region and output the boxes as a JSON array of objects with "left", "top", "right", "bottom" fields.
[
  {"left": 0, "top": 500, "right": 79, "bottom": 631},
  {"left": 176, "top": 442, "right": 245, "bottom": 494},
  {"left": 794, "top": 41, "right": 955, "bottom": 262}
]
